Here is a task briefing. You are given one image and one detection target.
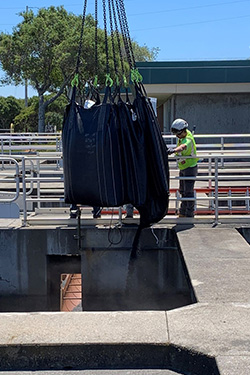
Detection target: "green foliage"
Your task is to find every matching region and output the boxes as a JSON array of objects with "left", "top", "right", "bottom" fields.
[
  {"left": 0, "top": 6, "right": 158, "bottom": 91},
  {"left": 132, "top": 42, "right": 160, "bottom": 62},
  {"left": 13, "top": 104, "right": 38, "bottom": 132},
  {"left": 0, "top": 6, "right": 159, "bottom": 131},
  {"left": 0, "top": 6, "right": 80, "bottom": 93},
  {"left": 45, "top": 112, "right": 63, "bottom": 131},
  {"left": 45, "top": 93, "right": 68, "bottom": 131},
  {"left": 0, "top": 96, "right": 24, "bottom": 129},
  {"left": 12, "top": 93, "right": 68, "bottom": 132}
]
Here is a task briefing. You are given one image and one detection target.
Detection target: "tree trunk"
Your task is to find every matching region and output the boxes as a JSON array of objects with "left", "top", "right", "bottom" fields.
[{"left": 38, "top": 95, "right": 46, "bottom": 133}]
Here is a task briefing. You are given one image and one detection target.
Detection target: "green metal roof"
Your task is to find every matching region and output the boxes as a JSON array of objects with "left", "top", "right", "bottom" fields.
[{"left": 136, "top": 60, "right": 250, "bottom": 84}]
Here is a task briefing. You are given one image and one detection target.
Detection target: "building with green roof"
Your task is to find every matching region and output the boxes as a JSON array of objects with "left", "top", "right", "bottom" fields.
[{"left": 137, "top": 60, "right": 250, "bottom": 134}]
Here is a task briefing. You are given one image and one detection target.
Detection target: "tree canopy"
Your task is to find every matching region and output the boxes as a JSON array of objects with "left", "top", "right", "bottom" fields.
[
  {"left": 0, "top": 96, "right": 24, "bottom": 130},
  {"left": 0, "top": 6, "right": 158, "bottom": 132}
]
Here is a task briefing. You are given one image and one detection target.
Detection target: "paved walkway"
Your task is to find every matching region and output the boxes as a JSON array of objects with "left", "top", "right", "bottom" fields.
[{"left": 173, "top": 226, "right": 250, "bottom": 374}]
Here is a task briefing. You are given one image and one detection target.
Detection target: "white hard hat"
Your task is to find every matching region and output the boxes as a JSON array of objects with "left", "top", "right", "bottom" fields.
[{"left": 171, "top": 118, "right": 188, "bottom": 132}]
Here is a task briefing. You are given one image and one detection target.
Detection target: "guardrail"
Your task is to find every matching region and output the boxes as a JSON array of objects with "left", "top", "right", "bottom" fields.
[
  {"left": 0, "top": 133, "right": 250, "bottom": 226},
  {"left": 1, "top": 132, "right": 250, "bottom": 156},
  {"left": 0, "top": 152, "right": 249, "bottom": 226},
  {"left": 0, "top": 133, "right": 62, "bottom": 156},
  {"left": 168, "top": 153, "right": 250, "bottom": 225}
]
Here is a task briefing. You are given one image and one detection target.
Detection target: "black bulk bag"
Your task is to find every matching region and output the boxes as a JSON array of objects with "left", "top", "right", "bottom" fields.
[
  {"left": 116, "top": 97, "right": 147, "bottom": 206},
  {"left": 133, "top": 84, "right": 170, "bottom": 228},
  {"left": 63, "top": 84, "right": 169, "bottom": 229},
  {"left": 63, "top": 88, "right": 125, "bottom": 207}
]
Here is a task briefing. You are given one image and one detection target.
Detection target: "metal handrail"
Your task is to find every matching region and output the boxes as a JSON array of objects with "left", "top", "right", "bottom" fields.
[
  {"left": 0, "top": 157, "right": 20, "bottom": 203},
  {"left": 0, "top": 133, "right": 62, "bottom": 157},
  {"left": 1, "top": 148, "right": 250, "bottom": 225}
]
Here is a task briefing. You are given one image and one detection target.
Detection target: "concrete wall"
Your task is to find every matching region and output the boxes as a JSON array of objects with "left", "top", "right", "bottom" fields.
[
  {"left": 163, "top": 93, "right": 250, "bottom": 134},
  {"left": 0, "top": 227, "right": 80, "bottom": 311},
  {"left": 81, "top": 246, "right": 191, "bottom": 311},
  {"left": 0, "top": 226, "right": 192, "bottom": 312}
]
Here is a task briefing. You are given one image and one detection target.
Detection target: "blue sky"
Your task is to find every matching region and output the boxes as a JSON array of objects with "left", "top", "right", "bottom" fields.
[{"left": 1, "top": 0, "right": 250, "bottom": 98}]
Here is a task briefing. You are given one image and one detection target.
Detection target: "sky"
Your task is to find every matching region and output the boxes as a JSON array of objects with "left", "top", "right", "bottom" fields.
[{"left": 0, "top": 0, "right": 250, "bottom": 98}]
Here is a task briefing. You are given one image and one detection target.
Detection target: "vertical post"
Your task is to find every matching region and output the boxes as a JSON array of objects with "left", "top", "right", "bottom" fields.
[
  {"left": 25, "top": 6, "right": 28, "bottom": 107},
  {"left": 118, "top": 206, "right": 122, "bottom": 225},
  {"left": 77, "top": 207, "right": 82, "bottom": 251},
  {"left": 228, "top": 189, "right": 232, "bottom": 211},
  {"left": 220, "top": 137, "right": 224, "bottom": 167},
  {"left": 9, "top": 138, "right": 11, "bottom": 166},
  {"left": 176, "top": 190, "right": 180, "bottom": 214},
  {"left": 22, "top": 158, "right": 27, "bottom": 226},
  {"left": 170, "top": 95, "right": 175, "bottom": 145},
  {"left": 163, "top": 101, "right": 168, "bottom": 134},
  {"left": 37, "top": 158, "right": 41, "bottom": 209},
  {"left": 56, "top": 137, "right": 60, "bottom": 169},
  {"left": 1, "top": 139, "right": 4, "bottom": 170},
  {"left": 214, "top": 157, "right": 219, "bottom": 226},
  {"left": 208, "top": 156, "right": 213, "bottom": 210},
  {"left": 246, "top": 188, "right": 249, "bottom": 212},
  {"left": 208, "top": 156, "right": 212, "bottom": 189}
]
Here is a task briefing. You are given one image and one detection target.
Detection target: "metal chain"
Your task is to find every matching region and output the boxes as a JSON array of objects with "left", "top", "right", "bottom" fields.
[
  {"left": 102, "top": 0, "right": 110, "bottom": 75},
  {"left": 74, "top": 0, "right": 136, "bottom": 87},
  {"left": 108, "top": 0, "right": 118, "bottom": 78},
  {"left": 118, "top": 0, "right": 136, "bottom": 68},
  {"left": 114, "top": 0, "right": 133, "bottom": 70},
  {"left": 110, "top": 0, "right": 125, "bottom": 77},
  {"left": 75, "top": 0, "right": 88, "bottom": 74},
  {"left": 94, "top": 0, "right": 98, "bottom": 79}
]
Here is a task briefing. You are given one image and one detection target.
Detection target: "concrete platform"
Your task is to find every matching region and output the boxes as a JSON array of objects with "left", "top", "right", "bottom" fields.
[
  {"left": 24, "top": 207, "right": 250, "bottom": 226},
  {"left": 0, "top": 221, "right": 250, "bottom": 374}
]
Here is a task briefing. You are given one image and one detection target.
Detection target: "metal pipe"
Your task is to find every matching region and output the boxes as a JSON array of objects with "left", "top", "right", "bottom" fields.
[
  {"left": 214, "top": 157, "right": 219, "bottom": 225},
  {"left": 21, "top": 158, "right": 27, "bottom": 226}
]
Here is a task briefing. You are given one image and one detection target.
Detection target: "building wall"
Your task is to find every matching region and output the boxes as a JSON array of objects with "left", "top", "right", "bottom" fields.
[{"left": 162, "top": 93, "right": 250, "bottom": 134}]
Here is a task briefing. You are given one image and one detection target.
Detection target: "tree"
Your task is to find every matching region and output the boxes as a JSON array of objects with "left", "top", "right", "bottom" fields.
[
  {"left": 13, "top": 94, "right": 68, "bottom": 132},
  {"left": 132, "top": 42, "right": 160, "bottom": 62},
  {"left": 0, "top": 6, "right": 158, "bottom": 132},
  {"left": 13, "top": 104, "right": 38, "bottom": 132},
  {"left": 0, "top": 7, "right": 84, "bottom": 132},
  {"left": 0, "top": 96, "right": 24, "bottom": 130}
]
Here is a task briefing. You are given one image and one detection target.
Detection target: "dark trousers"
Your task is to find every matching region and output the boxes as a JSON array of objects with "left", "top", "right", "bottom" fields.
[{"left": 179, "top": 165, "right": 197, "bottom": 217}]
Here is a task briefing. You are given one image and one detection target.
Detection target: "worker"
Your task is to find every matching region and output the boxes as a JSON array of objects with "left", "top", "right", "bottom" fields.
[{"left": 168, "top": 118, "right": 198, "bottom": 217}]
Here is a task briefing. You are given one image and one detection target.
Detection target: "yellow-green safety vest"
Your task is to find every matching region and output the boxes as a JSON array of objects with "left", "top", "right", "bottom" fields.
[{"left": 175, "top": 129, "right": 198, "bottom": 170}]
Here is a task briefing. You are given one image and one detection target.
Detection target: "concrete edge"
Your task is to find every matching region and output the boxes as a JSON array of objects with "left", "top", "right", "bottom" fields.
[{"left": 0, "top": 343, "right": 220, "bottom": 374}]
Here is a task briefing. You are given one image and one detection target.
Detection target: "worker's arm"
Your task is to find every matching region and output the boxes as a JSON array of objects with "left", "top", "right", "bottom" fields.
[
  {"left": 168, "top": 143, "right": 187, "bottom": 154},
  {"left": 173, "top": 144, "right": 187, "bottom": 153}
]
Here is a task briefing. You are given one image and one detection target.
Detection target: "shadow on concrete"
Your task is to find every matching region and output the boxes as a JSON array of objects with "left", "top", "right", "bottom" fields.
[{"left": 0, "top": 343, "right": 220, "bottom": 374}]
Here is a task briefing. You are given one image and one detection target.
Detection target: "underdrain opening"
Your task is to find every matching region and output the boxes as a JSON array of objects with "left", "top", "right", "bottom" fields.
[{"left": 73, "top": 228, "right": 196, "bottom": 311}]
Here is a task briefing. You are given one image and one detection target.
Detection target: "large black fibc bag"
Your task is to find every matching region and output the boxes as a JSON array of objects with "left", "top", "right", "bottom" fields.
[
  {"left": 63, "top": 85, "right": 169, "bottom": 229},
  {"left": 133, "top": 84, "right": 170, "bottom": 228},
  {"left": 116, "top": 99, "right": 147, "bottom": 206},
  {"left": 62, "top": 89, "right": 125, "bottom": 207}
]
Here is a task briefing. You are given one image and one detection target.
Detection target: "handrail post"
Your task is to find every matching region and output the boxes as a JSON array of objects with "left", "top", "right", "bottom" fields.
[
  {"left": 220, "top": 136, "right": 224, "bottom": 167},
  {"left": 37, "top": 159, "right": 41, "bottom": 209},
  {"left": 8, "top": 138, "right": 11, "bottom": 166},
  {"left": 22, "top": 158, "right": 27, "bottom": 226},
  {"left": 56, "top": 137, "right": 60, "bottom": 169},
  {"left": 119, "top": 206, "right": 122, "bottom": 225},
  {"left": 1, "top": 139, "right": 4, "bottom": 170},
  {"left": 246, "top": 188, "right": 249, "bottom": 212},
  {"left": 208, "top": 156, "right": 212, "bottom": 189},
  {"left": 214, "top": 157, "right": 219, "bottom": 226}
]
